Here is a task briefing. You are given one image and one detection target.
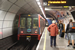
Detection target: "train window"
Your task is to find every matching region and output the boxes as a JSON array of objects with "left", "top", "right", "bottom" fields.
[
  {"left": 33, "top": 18, "right": 38, "bottom": 28},
  {"left": 27, "top": 18, "right": 32, "bottom": 29},
  {"left": 20, "top": 18, "right": 25, "bottom": 28}
]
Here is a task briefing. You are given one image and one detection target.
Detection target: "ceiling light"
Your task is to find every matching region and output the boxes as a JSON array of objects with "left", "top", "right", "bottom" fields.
[
  {"left": 45, "top": 8, "right": 52, "bottom": 10},
  {"left": 48, "top": 4, "right": 50, "bottom": 6},
  {"left": 43, "top": 2, "right": 47, "bottom": 6},
  {"left": 37, "top": 2, "right": 40, "bottom": 5},
  {"left": 36, "top": 0, "right": 46, "bottom": 18},
  {"left": 39, "top": 5, "right": 41, "bottom": 8},
  {"left": 36, "top": 0, "right": 39, "bottom": 2}
]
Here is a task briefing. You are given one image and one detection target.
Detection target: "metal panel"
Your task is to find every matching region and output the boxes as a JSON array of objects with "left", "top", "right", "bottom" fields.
[
  {"left": 17, "top": 12, "right": 22, "bottom": 15},
  {"left": 23, "top": 4, "right": 30, "bottom": 9},
  {"left": 16, "top": 0, "right": 42, "bottom": 15},
  {"left": 0, "top": 21, "right": 3, "bottom": 29},
  {"left": 5, "top": 12, "right": 16, "bottom": 20},
  {"left": 3, "top": 28, "right": 12, "bottom": 38},
  {"left": 0, "top": 10, "right": 6, "bottom": 20},
  {"left": 3, "top": 21, "right": 13, "bottom": 28},
  {"left": 9, "top": 0, "right": 17, "bottom": 3},
  {"left": 0, "top": 29, "right": 2, "bottom": 39},
  {"left": 26, "top": 8, "right": 32, "bottom": 12},
  {"left": 28, "top": 1, "right": 38, "bottom": 8},
  {"left": 25, "top": 0, "right": 33, "bottom": 3},
  {"left": 9, "top": 5, "right": 20, "bottom": 13},
  {"left": 0, "top": 0, "right": 12, "bottom": 11},
  {"left": 15, "top": 0, "right": 27, "bottom": 7},
  {"left": 18, "top": 8, "right": 26, "bottom": 12}
]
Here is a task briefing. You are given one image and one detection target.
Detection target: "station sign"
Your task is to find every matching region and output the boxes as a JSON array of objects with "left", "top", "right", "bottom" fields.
[
  {"left": 48, "top": 0, "right": 66, "bottom": 4},
  {"left": 63, "top": 6, "right": 69, "bottom": 8}
]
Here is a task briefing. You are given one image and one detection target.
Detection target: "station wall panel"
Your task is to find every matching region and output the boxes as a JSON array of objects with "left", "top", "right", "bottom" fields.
[
  {"left": 0, "top": 0, "right": 12, "bottom": 11},
  {"left": 0, "top": 10, "right": 6, "bottom": 20},
  {"left": 15, "top": 0, "right": 26, "bottom": 7},
  {"left": 0, "top": 21, "right": 3, "bottom": 29},
  {"left": 0, "top": 29, "right": 2, "bottom": 39},
  {"left": 3, "top": 28, "right": 12, "bottom": 38},
  {"left": 5, "top": 12, "right": 16, "bottom": 20},
  {"left": 3, "top": 21, "right": 13, "bottom": 28},
  {"left": 9, "top": 5, "right": 20, "bottom": 13}
]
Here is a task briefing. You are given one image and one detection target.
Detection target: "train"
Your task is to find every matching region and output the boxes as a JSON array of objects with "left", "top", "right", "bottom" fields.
[{"left": 18, "top": 14, "right": 45, "bottom": 40}]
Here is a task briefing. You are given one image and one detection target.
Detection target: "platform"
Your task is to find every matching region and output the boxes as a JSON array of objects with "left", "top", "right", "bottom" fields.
[{"left": 36, "top": 27, "right": 75, "bottom": 50}]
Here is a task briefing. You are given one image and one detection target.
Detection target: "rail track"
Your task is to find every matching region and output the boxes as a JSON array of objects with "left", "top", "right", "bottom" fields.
[{"left": 7, "top": 39, "right": 38, "bottom": 50}]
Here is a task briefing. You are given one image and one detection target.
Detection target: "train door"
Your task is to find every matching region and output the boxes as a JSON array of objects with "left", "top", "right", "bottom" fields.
[
  {"left": 27, "top": 18, "right": 32, "bottom": 33},
  {"left": 33, "top": 18, "right": 38, "bottom": 34},
  {"left": 20, "top": 18, "right": 26, "bottom": 28},
  {"left": 20, "top": 17, "right": 26, "bottom": 34}
]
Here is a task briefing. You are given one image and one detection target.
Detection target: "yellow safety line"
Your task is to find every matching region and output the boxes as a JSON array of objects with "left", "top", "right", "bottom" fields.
[{"left": 43, "top": 28, "right": 47, "bottom": 50}]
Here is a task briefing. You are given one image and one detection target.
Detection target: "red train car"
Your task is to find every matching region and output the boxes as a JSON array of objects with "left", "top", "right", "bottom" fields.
[{"left": 18, "top": 14, "right": 45, "bottom": 40}]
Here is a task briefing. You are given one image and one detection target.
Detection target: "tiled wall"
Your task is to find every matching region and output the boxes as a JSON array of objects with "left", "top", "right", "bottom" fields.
[
  {"left": 0, "top": 0, "right": 41, "bottom": 39},
  {"left": 0, "top": 0, "right": 20, "bottom": 39}
]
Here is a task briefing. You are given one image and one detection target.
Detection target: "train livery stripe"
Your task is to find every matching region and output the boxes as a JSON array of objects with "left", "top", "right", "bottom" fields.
[
  {"left": 39, "top": 15, "right": 40, "bottom": 27},
  {"left": 38, "top": 15, "right": 41, "bottom": 34},
  {"left": 39, "top": 28, "right": 40, "bottom": 34}
]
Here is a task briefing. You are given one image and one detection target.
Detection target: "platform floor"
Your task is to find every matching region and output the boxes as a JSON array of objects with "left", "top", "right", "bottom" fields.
[{"left": 36, "top": 27, "right": 75, "bottom": 50}]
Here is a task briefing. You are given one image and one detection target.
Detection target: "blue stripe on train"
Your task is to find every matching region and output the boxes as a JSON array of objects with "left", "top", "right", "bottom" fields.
[{"left": 39, "top": 28, "right": 40, "bottom": 34}]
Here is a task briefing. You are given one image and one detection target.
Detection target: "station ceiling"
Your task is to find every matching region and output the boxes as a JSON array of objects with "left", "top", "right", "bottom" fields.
[
  {"left": 43, "top": 0, "right": 75, "bottom": 19},
  {"left": 0, "top": 0, "right": 42, "bottom": 15},
  {"left": 0, "top": 0, "right": 75, "bottom": 19}
]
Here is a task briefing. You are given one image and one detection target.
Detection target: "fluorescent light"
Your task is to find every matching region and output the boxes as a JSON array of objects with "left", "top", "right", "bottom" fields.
[
  {"left": 37, "top": 2, "right": 40, "bottom": 5},
  {"left": 36, "top": 0, "right": 39, "bottom": 2},
  {"left": 36, "top": 0, "right": 46, "bottom": 18},
  {"left": 45, "top": 8, "right": 52, "bottom": 10},
  {"left": 43, "top": 2, "right": 47, "bottom": 6},
  {"left": 39, "top": 5, "right": 41, "bottom": 8}
]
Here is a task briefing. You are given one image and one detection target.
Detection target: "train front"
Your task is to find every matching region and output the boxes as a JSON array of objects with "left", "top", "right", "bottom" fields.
[{"left": 18, "top": 14, "right": 41, "bottom": 41}]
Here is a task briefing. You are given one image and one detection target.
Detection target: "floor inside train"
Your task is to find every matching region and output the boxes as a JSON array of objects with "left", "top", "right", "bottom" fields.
[{"left": 36, "top": 27, "right": 75, "bottom": 50}]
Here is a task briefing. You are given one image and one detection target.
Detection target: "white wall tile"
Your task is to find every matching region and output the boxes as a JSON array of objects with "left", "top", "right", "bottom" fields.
[
  {"left": 0, "top": 10, "right": 7, "bottom": 20},
  {"left": 0, "top": 0, "right": 12, "bottom": 11},
  {"left": 3, "top": 21, "right": 13, "bottom": 28},
  {"left": 0, "top": 21, "right": 3, "bottom": 29},
  {"left": 0, "top": 29, "right": 2, "bottom": 39},
  {"left": 15, "top": 0, "right": 27, "bottom": 7},
  {"left": 3, "top": 28, "right": 12, "bottom": 38},
  {"left": 9, "top": 5, "right": 20, "bottom": 13},
  {"left": 5, "top": 12, "right": 16, "bottom": 20}
]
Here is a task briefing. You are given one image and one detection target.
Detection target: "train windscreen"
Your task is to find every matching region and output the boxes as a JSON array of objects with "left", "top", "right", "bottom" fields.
[
  {"left": 20, "top": 18, "right": 26, "bottom": 28},
  {"left": 27, "top": 18, "right": 32, "bottom": 32},
  {"left": 33, "top": 18, "right": 38, "bottom": 28}
]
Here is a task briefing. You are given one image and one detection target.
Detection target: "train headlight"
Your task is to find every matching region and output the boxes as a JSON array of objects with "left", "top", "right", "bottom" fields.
[
  {"left": 21, "top": 31, "right": 23, "bottom": 33},
  {"left": 35, "top": 29, "right": 37, "bottom": 33}
]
